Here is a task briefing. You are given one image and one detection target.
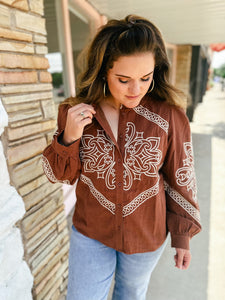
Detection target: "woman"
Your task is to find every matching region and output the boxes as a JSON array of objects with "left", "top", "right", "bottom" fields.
[{"left": 42, "top": 15, "right": 201, "bottom": 300}]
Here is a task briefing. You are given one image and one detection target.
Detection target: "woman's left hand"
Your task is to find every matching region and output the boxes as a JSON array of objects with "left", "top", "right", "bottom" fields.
[{"left": 174, "top": 248, "right": 191, "bottom": 270}]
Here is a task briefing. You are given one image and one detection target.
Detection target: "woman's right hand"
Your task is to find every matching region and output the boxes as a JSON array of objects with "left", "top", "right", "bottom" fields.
[{"left": 63, "top": 103, "right": 96, "bottom": 145}]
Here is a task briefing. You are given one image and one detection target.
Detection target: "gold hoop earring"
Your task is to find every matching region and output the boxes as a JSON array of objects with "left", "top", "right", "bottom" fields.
[
  {"left": 103, "top": 82, "right": 106, "bottom": 97},
  {"left": 147, "top": 79, "right": 154, "bottom": 93}
]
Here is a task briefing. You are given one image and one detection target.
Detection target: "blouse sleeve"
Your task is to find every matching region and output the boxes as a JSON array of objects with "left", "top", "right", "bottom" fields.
[
  {"left": 161, "top": 107, "right": 202, "bottom": 250},
  {"left": 42, "top": 104, "right": 81, "bottom": 185}
]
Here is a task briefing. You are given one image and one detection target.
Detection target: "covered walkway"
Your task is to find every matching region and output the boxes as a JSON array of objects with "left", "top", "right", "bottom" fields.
[
  {"left": 144, "top": 83, "right": 225, "bottom": 300},
  {"left": 105, "top": 83, "right": 225, "bottom": 300}
]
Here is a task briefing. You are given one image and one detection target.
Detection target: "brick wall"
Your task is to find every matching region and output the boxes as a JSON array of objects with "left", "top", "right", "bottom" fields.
[{"left": 0, "top": 1, "right": 69, "bottom": 299}]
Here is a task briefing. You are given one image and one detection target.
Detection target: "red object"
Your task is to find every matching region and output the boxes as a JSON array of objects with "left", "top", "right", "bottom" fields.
[{"left": 210, "top": 43, "right": 225, "bottom": 52}]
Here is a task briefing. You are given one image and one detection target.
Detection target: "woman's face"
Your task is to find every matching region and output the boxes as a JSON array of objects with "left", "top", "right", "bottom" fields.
[{"left": 106, "top": 52, "right": 155, "bottom": 109}]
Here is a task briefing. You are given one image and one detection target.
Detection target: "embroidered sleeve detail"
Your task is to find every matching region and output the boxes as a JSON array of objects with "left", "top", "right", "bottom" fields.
[
  {"left": 42, "top": 155, "right": 71, "bottom": 185},
  {"left": 123, "top": 179, "right": 159, "bottom": 217},
  {"left": 175, "top": 142, "right": 197, "bottom": 202},
  {"left": 80, "top": 174, "right": 116, "bottom": 215},
  {"left": 133, "top": 105, "right": 169, "bottom": 134},
  {"left": 164, "top": 181, "right": 201, "bottom": 224}
]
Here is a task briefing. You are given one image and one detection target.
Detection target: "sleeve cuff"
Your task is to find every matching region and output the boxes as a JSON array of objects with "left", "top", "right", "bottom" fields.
[
  {"left": 52, "top": 131, "right": 81, "bottom": 159},
  {"left": 171, "top": 234, "right": 190, "bottom": 250}
]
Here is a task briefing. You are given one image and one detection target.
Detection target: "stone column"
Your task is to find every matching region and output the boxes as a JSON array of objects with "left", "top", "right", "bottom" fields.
[{"left": 0, "top": 1, "right": 70, "bottom": 299}]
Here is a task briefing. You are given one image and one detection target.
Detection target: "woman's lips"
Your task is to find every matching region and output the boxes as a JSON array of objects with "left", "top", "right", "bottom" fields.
[{"left": 125, "top": 95, "right": 140, "bottom": 99}]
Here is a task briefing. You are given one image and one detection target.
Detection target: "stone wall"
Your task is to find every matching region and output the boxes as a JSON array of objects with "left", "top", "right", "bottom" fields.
[
  {"left": 175, "top": 45, "right": 192, "bottom": 105},
  {"left": 0, "top": 0, "right": 69, "bottom": 299}
]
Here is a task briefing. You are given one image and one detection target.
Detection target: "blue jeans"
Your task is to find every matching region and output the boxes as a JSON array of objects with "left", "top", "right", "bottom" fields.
[{"left": 67, "top": 226, "right": 167, "bottom": 300}]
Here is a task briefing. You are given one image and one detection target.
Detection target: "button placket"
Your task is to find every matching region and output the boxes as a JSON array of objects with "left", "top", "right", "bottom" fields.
[{"left": 114, "top": 107, "right": 128, "bottom": 250}]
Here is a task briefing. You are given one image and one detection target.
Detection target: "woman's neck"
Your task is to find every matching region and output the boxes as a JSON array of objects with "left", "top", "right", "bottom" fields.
[{"left": 103, "top": 96, "right": 120, "bottom": 111}]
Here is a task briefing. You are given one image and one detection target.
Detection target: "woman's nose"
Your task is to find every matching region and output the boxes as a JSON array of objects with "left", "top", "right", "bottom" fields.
[{"left": 129, "top": 81, "right": 140, "bottom": 95}]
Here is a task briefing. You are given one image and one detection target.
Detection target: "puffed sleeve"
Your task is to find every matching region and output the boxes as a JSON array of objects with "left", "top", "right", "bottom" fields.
[
  {"left": 161, "top": 107, "right": 201, "bottom": 250},
  {"left": 42, "top": 104, "right": 81, "bottom": 185}
]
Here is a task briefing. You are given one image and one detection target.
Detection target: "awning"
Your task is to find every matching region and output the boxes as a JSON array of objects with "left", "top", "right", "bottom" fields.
[{"left": 210, "top": 44, "right": 225, "bottom": 52}]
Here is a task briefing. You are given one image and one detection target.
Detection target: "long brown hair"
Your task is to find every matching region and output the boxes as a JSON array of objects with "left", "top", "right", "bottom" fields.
[{"left": 62, "top": 15, "right": 185, "bottom": 108}]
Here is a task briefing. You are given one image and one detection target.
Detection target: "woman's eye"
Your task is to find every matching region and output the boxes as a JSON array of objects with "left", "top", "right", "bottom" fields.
[
  {"left": 119, "top": 79, "right": 128, "bottom": 84},
  {"left": 141, "top": 77, "right": 150, "bottom": 82}
]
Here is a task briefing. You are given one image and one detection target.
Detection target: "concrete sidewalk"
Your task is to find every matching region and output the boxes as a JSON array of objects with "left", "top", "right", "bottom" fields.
[{"left": 145, "top": 83, "right": 225, "bottom": 300}]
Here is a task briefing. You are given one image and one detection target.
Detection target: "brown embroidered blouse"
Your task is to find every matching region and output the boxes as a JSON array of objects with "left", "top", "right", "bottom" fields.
[{"left": 42, "top": 96, "right": 201, "bottom": 254}]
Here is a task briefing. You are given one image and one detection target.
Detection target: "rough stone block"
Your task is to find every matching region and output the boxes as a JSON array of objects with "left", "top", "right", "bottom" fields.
[
  {"left": 8, "top": 133, "right": 43, "bottom": 147},
  {"left": 57, "top": 219, "right": 67, "bottom": 233},
  {"left": 10, "top": 116, "right": 43, "bottom": 128},
  {"left": 7, "top": 137, "right": 47, "bottom": 165},
  {"left": 4, "top": 102, "right": 39, "bottom": 113},
  {"left": 39, "top": 71, "right": 52, "bottom": 83},
  {"left": 18, "top": 174, "right": 47, "bottom": 196},
  {"left": 0, "top": 53, "right": 49, "bottom": 69},
  {"left": 25, "top": 208, "right": 64, "bottom": 252},
  {"left": 22, "top": 182, "right": 57, "bottom": 220},
  {"left": 33, "top": 241, "right": 68, "bottom": 284},
  {"left": 41, "top": 258, "right": 68, "bottom": 300},
  {"left": 15, "top": 10, "right": 46, "bottom": 34},
  {"left": 0, "top": 4, "right": 10, "bottom": 28},
  {"left": 2, "top": 91, "right": 53, "bottom": 104},
  {"left": 30, "top": 229, "right": 68, "bottom": 276},
  {"left": 7, "top": 119, "right": 56, "bottom": 140},
  {"left": 33, "top": 33, "right": 47, "bottom": 44},
  {"left": 29, "top": 0, "right": 44, "bottom": 16},
  {"left": 32, "top": 241, "right": 62, "bottom": 276},
  {"left": 0, "top": 27, "right": 32, "bottom": 42},
  {"left": 35, "top": 44, "right": 48, "bottom": 54},
  {"left": 29, "top": 231, "right": 58, "bottom": 268},
  {"left": 47, "top": 287, "right": 60, "bottom": 300},
  {"left": 26, "top": 223, "right": 57, "bottom": 254},
  {"left": 36, "top": 277, "right": 62, "bottom": 300},
  {"left": 41, "top": 99, "right": 56, "bottom": 119},
  {"left": 0, "top": 40, "right": 34, "bottom": 53},
  {"left": 8, "top": 107, "right": 42, "bottom": 123},
  {"left": 22, "top": 181, "right": 60, "bottom": 211},
  {"left": 24, "top": 206, "right": 64, "bottom": 240},
  {"left": 60, "top": 277, "right": 68, "bottom": 293},
  {"left": 0, "top": 0, "right": 29, "bottom": 11},
  {"left": 32, "top": 241, "right": 69, "bottom": 278},
  {"left": 11, "top": 155, "right": 43, "bottom": 187},
  {"left": 34, "top": 262, "right": 61, "bottom": 295},
  {"left": 24, "top": 188, "right": 63, "bottom": 223},
  {"left": 0, "top": 71, "right": 37, "bottom": 84},
  {"left": 0, "top": 83, "right": 52, "bottom": 95}
]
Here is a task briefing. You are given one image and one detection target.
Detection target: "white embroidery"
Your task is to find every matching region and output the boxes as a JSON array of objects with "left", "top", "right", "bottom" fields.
[
  {"left": 42, "top": 155, "right": 71, "bottom": 185},
  {"left": 164, "top": 181, "right": 200, "bottom": 224},
  {"left": 123, "top": 179, "right": 159, "bottom": 217},
  {"left": 175, "top": 142, "right": 197, "bottom": 202},
  {"left": 133, "top": 105, "right": 169, "bottom": 134},
  {"left": 80, "top": 174, "right": 159, "bottom": 217},
  {"left": 80, "top": 130, "right": 116, "bottom": 189},
  {"left": 124, "top": 122, "right": 162, "bottom": 191},
  {"left": 80, "top": 174, "right": 116, "bottom": 215}
]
